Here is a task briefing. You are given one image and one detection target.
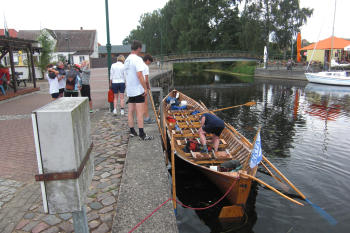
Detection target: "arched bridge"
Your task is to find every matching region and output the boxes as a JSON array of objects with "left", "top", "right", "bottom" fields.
[{"left": 159, "top": 51, "right": 259, "bottom": 63}]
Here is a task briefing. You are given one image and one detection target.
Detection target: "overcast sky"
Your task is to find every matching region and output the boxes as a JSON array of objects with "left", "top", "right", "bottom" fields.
[{"left": 2, "top": 0, "right": 349, "bottom": 45}]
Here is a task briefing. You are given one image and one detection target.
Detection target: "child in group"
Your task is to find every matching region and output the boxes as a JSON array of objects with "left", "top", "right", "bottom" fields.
[
  {"left": 142, "top": 54, "right": 154, "bottom": 124},
  {"left": 46, "top": 64, "right": 59, "bottom": 100},
  {"left": 64, "top": 69, "right": 81, "bottom": 97},
  {"left": 56, "top": 61, "right": 66, "bottom": 97}
]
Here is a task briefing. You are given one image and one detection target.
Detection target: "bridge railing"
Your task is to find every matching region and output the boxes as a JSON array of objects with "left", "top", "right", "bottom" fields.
[{"left": 154, "top": 50, "right": 259, "bottom": 62}]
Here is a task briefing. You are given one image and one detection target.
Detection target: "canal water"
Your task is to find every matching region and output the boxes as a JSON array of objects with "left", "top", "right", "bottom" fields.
[{"left": 170, "top": 71, "right": 350, "bottom": 233}]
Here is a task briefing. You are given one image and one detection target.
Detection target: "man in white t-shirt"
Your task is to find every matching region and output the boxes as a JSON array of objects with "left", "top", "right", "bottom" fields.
[
  {"left": 124, "top": 40, "right": 153, "bottom": 140},
  {"left": 142, "top": 54, "right": 154, "bottom": 124}
]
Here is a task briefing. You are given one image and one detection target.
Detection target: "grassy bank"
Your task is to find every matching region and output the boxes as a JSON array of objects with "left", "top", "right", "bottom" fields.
[
  {"left": 174, "top": 61, "right": 256, "bottom": 77},
  {"left": 203, "top": 69, "right": 253, "bottom": 77}
]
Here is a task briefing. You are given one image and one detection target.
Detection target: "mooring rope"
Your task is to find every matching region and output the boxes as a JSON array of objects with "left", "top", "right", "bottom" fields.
[{"left": 128, "top": 178, "right": 239, "bottom": 233}]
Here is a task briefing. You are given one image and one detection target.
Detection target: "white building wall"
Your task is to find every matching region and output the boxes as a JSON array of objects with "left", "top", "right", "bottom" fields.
[{"left": 90, "top": 31, "right": 99, "bottom": 58}]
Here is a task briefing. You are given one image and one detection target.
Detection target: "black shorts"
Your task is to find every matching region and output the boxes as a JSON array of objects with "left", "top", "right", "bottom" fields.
[
  {"left": 64, "top": 91, "right": 79, "bottom": 97},
  {"left": 51, "top": 92, "right": 59, "bottom": 98},
  {"left": 80, "top": 85, "right": 91, "bottom": 101},
  {"left": 59, "top": 88, "right": 65, "bottom": 94},
  {"left": 128, "top": 94, "right": 145, "bottom": 103},
  {"left": 203, "top": 126, "right": 224, "bottom": 137}
]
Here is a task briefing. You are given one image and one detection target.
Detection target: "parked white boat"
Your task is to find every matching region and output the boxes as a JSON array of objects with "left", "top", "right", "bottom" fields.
[
  {"left": 304, "top": 0, "right": 350, "bottom": 86},
  {"left": 305, "top": 71, "right": 350, "bottom": 86}
]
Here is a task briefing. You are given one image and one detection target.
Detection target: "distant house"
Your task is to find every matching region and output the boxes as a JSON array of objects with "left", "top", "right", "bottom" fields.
[
  {"left": 17, "top": 28, "right": 98, "bottom": 64},
  {"left": 98, "top": 44, "right": 146, "bottom": 58},
  {"left": 301, "top": 36, "right": 350, "bottom": 65},
  {"left": 0, "top": 29, "right": 18, "bottom": 37}
]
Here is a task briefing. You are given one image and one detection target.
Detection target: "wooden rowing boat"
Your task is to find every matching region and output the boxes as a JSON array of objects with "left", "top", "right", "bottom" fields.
[{"left": 161, "top": 90, "right": 259, "bottom": 219}]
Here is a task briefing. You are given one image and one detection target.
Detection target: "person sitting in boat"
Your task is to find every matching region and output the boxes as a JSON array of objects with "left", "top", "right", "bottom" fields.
[{"left": 199, "top": 113, "right": 225, "bottom": 153}]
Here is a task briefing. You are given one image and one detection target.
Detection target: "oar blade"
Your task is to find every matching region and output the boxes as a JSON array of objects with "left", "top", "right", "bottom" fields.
[
  {"left": 245, "top": 101, "right": 256, "bottom": 106},
  {"left": 305, "top": 198, "right": 337, "bottom": 225}
]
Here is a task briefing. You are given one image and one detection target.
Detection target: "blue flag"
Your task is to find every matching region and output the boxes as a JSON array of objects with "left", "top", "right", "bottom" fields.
[{"left": 250, "top": 132, "right": 262, "bottom": 168}]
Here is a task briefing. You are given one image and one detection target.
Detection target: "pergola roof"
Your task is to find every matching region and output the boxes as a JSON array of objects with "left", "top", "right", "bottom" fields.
[
  {"left": 301, "top": 36, "right": 350, "bottom": 50},
  {"left": 0, "top": 36, "right": 41, "bottom": 92},
  {"left": 0, "top": 35, "right": 41, "bottom": 51}
]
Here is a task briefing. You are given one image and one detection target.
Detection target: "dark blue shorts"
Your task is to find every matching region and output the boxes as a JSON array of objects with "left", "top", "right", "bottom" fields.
[
  {"left": 112, "top": 83, "right": 125, "bottom": 94},
  {"left": 203, "top": 126, "right": 224, "bottom": 137}
]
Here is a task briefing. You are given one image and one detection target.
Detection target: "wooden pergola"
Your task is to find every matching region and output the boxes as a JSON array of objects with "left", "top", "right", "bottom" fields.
[{"left": 0, "top": 36, "right": 41, "bottom": 92}]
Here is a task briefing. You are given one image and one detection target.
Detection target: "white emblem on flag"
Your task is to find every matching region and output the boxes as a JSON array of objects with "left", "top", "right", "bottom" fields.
[{"left": 250, "top": 132, "right": 262, "bottom": 168}]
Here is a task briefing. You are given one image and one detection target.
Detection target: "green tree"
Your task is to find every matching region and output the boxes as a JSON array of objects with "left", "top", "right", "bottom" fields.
[
  {"left": 271, "top": 0, "right": 313, "bottom": 58},
  {"left": 241, "top": 0, "right": 312, "bottom": 57},
  {"left": 37, "top": 30, "right": 54, "bottom": 77}
]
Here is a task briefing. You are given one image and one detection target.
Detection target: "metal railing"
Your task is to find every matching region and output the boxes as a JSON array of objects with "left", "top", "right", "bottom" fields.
[{"left": 154, "top": 50, "right": 259, "bottom": 62}]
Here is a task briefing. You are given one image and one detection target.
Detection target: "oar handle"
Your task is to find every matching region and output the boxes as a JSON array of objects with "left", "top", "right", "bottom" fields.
[
  {"left": 198, "top": 102, "right": 256, "bottom": 115},
  {"left": 262, "top": 156, "right": 306, "bottom": 200},
  {"left": 241, "top": 173, "right": 304, "bottom": 206},
  {"left": 225, "top": 123, "right": 307, "bottom": 200}
]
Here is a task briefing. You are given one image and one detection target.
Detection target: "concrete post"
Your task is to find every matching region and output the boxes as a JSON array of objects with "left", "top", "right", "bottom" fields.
[{"left": 72, "top": 206, "right": 89, "bottom": 233}]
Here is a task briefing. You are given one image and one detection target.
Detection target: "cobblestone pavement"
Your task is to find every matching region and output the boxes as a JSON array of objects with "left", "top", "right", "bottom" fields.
[
  {"left": 0, "top": 179, "right": 24, "bottom": 209},
  {"left": 0, "top": 67, "right": 169, "bottom": 233},
  {"left": 0, "top": 111, "right": 129, "bottom": 233}
]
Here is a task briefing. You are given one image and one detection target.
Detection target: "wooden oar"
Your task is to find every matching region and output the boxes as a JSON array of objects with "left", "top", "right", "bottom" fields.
[
  {"left": 262, "top": 156, "right": 306, "bottom": 199},
  {"left": 260, "top": 162, "right": 290, "bottom": 192},
  {"left": 225, "top": 123, "right": 293, "bottom": 193},
  {"left": 198, "top": 101, "right": 256, "bottom": 115},
  {"left": 240, "top": 173, "right": 304, "bottom": 206},
  {"left": 148, "top": 89, "right": 166, "bottom": 149},
  {"left": 226, "top": 124, "right": 337, "bottom": 225}
]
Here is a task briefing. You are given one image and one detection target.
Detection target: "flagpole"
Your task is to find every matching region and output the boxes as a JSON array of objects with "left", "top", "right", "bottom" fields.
[
  {"left": 4, "top": 14, "right": 9, "bottom": 37},
  {"left": 244, "top": 126, "right": 261, "bottom": 170}
]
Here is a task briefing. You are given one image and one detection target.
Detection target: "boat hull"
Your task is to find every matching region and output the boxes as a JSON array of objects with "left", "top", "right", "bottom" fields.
[
  {"left": 305, "top": 72, "right": 350, "bottom": 86},
  {"left": 175, "top": 151, "right": 252, "bottom": 205}
]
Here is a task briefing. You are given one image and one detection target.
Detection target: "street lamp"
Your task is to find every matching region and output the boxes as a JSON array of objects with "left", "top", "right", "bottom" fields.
[
  {"left": 65, "top": 36, "right": 71, "bottom": 64},
  {"left": 105, "top": 0, "right": 112, "bottom": 83}
]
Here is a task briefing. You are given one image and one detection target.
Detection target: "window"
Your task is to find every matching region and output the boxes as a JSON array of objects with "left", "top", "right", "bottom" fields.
[{"left": 79, "top": 56, "right": 85, "bottom": 63}]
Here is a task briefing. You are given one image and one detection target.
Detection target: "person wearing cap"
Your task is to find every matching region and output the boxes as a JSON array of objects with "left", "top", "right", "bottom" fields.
[
  {"left": 110, "top": 55, "right": 126, "bottom": 115},
  {"left": 199, "top": 113, "right": 225, "bottom": 153},
  {"left": 142, "top": 54, "right": 154, "bottom": 124}
]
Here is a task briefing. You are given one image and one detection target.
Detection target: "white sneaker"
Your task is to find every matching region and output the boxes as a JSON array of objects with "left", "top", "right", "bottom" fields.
[
  {"left": 113, "top": 109, "right": 117, "bottom": 115},
  {"left": 120, "top": 109, "right": 125, "bottom": 116}
]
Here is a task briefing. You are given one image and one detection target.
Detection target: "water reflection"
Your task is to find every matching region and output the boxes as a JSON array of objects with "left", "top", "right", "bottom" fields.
[{"left": 167, "top": 72, "right": 350, "bottom": 232}]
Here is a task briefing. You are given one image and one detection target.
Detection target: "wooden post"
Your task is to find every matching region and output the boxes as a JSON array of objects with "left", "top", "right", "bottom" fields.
[
  {"left": 29, "top": 44, "right": 37, "bottom": 88},
  {"left": 8, "top": 45, "right": 17, "bottom": 92},
  {"left": 171, "top": 135, "right": 176, "bottom": 212},
  {"left": 26, "top": 48, "right": 33, "bottom": 82}
]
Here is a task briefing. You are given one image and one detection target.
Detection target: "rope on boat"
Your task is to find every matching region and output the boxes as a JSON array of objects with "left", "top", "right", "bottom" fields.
[{"left": 128, "top": 178, "right": 239, "bottom": 233}]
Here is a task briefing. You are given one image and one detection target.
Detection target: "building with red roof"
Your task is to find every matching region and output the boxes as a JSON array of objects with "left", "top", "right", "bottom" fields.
[{"left": 301, "top": 36, "right": 350, "bottom": 65}]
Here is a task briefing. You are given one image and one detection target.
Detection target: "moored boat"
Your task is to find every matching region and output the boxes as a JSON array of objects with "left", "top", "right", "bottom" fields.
[
  {"left": 305, "top": 71, "right": 350, "bottom": 86},
  {"left": 161, "top": 90, "right": 260, "bottom": 218}
]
